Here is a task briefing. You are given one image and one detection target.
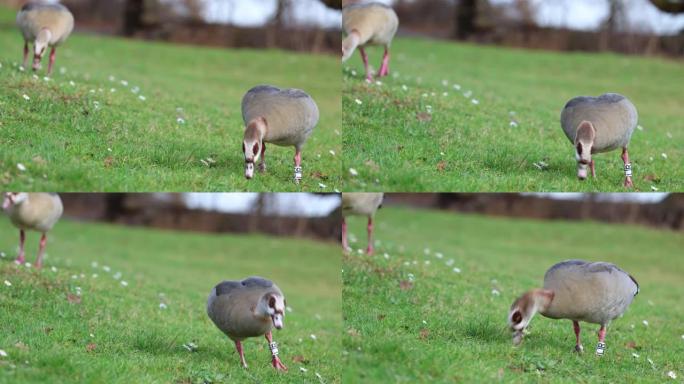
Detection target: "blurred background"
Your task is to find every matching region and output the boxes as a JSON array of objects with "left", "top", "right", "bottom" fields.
[
  {"left": 381, "top": 193, "right": 684, "bottom": 231},
  {"left": 0, "top": 0, "right": 343, "bottom": 53},
  {"left": 58, "top": 193, "right": 341, "bottom": 240},
  {"left": 345, "top": 0, "right": 684, "bottom": 56}
]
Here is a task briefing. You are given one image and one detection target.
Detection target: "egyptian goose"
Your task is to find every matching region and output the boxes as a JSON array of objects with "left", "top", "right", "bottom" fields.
[
  {"left": 16, "top": 2, "right": 74, "bottom": 75},
  {"left": 341, "top": 193, "right": 383, "bottom": 255},
  {"left": 508, "top": 260, "right": 639, "bottom": 356},
  {"left": 207, "top": 276, "right": 288, "bottom": 371},
  {"left": 241, "top": 85, "right": 319, "bottom": 183},
  {"left": 342, "top": 2, "right": 399, "bottom": 82},
  {"left": 560, "top": 93, "right": 638, "bottom": 187},
  {"left": 2, "top": 193, "right": 63, "bottom": 268}
]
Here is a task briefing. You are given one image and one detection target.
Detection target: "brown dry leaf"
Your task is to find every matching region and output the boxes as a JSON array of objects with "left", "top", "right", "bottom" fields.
[
  {"left": 66, "top": 294, "right": 81, "bottom": 304},
  {"left": 86, "top": 343, "right": 97, "bottom": 352},
  {"left": 377, "top": 314, "right": 386, "bottom": 321},
  {"left": 419, "top": 328, "right": 430, "bottom": 340},
  {"left": 312, "top": 171, "right": 328, "bottom": 180},
  {"left": 292, "top": 355, "right": 307, "bottom": 363},
  {"left": 399, "top": 280, "right": 413, "bottom": 291},
  {"left": 44, "top": 327, "right": 54, "bottom": 335},
  {"left": 1, "top": 172, "right": 12, "bottom": 185},
  {"left": 625, "top": 341, "right": 637, "bottom": 349},
  {"left": 397, "top": 145, "right": 404, "bottom": 152},
  {"left": 103, "top": 157, "right": 114, "bottom": 168},
  {"left": 347, "top": 328, "right": 361, "bottom": 338},
  {"left": 32, "top": 156, "right": 47, "bottom": 166},
  {"left": 14, "top": 342, "right": 28, "bottom": 351},
  {"left": 436, "top": 161, "right": 447, "bottom": 172},
  {"left": 364, "top": 160, "right": 380, "bottom": 172},
  {"left": 643, "top": 174, "right": 659, "bottom": 182},
  {"left": 416, "top": 112, "right": 432, "bottom": 122}
]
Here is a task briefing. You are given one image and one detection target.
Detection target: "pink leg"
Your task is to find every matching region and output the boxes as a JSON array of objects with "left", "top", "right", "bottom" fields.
[
  {"left": 16, "top": 230, "right": 26, "bottom": 264},
  {"left": 47, "top": 47, "right": 56, "bottom": 76},
  {"left": 258, "top": 143, "right": 266, "bottom": 173},
  {"left": 590, "top": 160, "right": 596, "bottom": 178},
  {"left": 23, "top": 42, "right": 29, "bottom": 68},
  {"left": 342, "top": 217, "right": 349, "bottom": 252},
  {"left": 621, "top": 148, "right": 633, "bottom": 188},
  {"left": 573, "top": 321, "right": 583, "bottom": 353},
  {"left": 366, "top": 216, "right": 374, "bottom": 255},
  {"left": 378, "top": 46, "right": 390, "bottom": 77},
  {"left": 265, "top": 331, "right": 287, "bottom": 371},
  {"left": 293, "top": 149, "right": 302, "bottom": 183},
  {"left": 359, "top": 47, "right": 372, "bottom": 82},
  {"left": 35, "top": 233, "right": 47, "bottom": 269},
  {"left": 234, "top": 340, "right": 247, "bottom": 368},
  {"left": 596, "top": 325, "right": 607, "bottom": 356}
]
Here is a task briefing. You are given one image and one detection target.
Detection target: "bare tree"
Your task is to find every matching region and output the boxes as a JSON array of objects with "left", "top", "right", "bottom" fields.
[
  {"left": 454, "top": 0, "right": 477, "bottom": 40},
  {"left": 123, "top": 0, "right": 144, "bottom": 36}
]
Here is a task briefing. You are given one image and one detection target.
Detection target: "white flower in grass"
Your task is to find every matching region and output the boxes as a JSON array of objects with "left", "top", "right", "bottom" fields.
[
  {"left": 463, "top": 90, "right": 472, "bottom": 98},
  {"left": 309, "top": 334, "right": 317, "bottom": 341},
  {"left": 120, "top": 281, "right": 128, "bottom": 287},
  {"left": 329, "top": 150, "right": 336, "bottom": 156},
  {"left": 349, "top": 168, "right": 358, "bottom": 176},
  {"left": 113, "top": 272, "right": 122, "bottom": 280},
  {"left": 286, "top": 306, "right": 293, "bottom": 313},
  {"left": 159, "top": 303, "right": 167, "bottom": 309},
  {"left": 92, "top": 274, "right": 98, "bottom": 278},
  {"left": 681, "top": 334, "right": 684, "bottom": 340},
  {"left": 51, "top": 266, "right": 57, "bottom": 272},
  {"left": 131, "top": 86, "right": 140, "bottom": 94},
  {"left": 661, "top": 153, "right": 668, "bottom": 159},
  {"left": 91, "top": 262, "right": 98, "bottom": 268},
  {"left": 632, "top": 353, "right": 639, "bottom": 358},
  {"left": 453, "top": 267, "right": 461, "bottom": 273},
  {"left": 354, "top": 98, "right": 362, "bottom": 105},
  {"left": 491, "top": 289, "right": 500, "bottom": 296},
  {"left": 350, "top": 70, "right": 357, "bottom": 76},
  {"left": 435, "top": 252, "right": 443, "bottom": 259},
  {"left": 383, "top": 253, "right": 390, "bottom": 260},
  {"left": 90, "top": 333, "right": 95, "bottom": 338},
  {"left": 300, "top": 367, "right": 308, "bottom": 373},
  {"left": 4, "top": 280, "right": 11, "bottom": 287},
  {"left": 375, "top": 81, "right": 382, "bottom": 86},
  {"left": 32, "top": 74, "right": 38, "bottom": 80},
  {"left": 637, "top": 125, "right": 644, "bottom": 131},
  {"left": 0, "top": 252, "right": 5, "bottom": 258},
  {"left": 642, "top": 320, "right": 649, "bottom": 327},
  {"left": 120, "top": 80, "right": 128, "bottom": 87},
  {"left": 19, "top": 66, "right": 25, "bottom": 72},
  {"left": 424, "top": 260, "right": 430, "bottom": 265},
  {"left": 59, "top": 67, "right": 66, "bottom": 74},
  {"left": 43, "top": 77, "right": 50, "bottom": 82},
  {"left": 138, "top": 95, "right": 146, "bottom": 101},
  {"left": 667, "top": 371, "right": 677, "bottom": 379},
  {"left": 510, "top": 121, "right": 519, "bottom": 128},
  {"left": 471, "top": 99, "right": 480, "bottom": 105},
  {"left": 315, "top": 372, "right": 323, "bottom": 381},
  {"left": 318, "top": 183, "right": 327, "bottom": 189},
  {"left": 423, "top": 248, "right": 430, "bottom": 255},
  {"left": 108, "top": 75, "right": 116, "bottom": 82},
  {"left": 22, "top": 94, "right": 30, "bottom": 101},
  {"left": 110, "top": 88, "right": 116, "bottom": 93},
  {"left": 24, "top": 262, "right": 31, "bottom": 268},
  {"left": 453, "top": 84, "right": 461, "bottom": 90},
  {"left": 17, "top": 163, "right": 26, "bottom": 172},
  {"left": 200, "top": 159, "right": 209, "bottom": 167},
  {"left": 177, "top": 117, "right": 186, "bottom": 124},
  {"left": 651, "top": 186, "right": 659, "bottom": 192},
  {"left": 422, "top": 320, "right": 427, "bottom": 325},
  {"left": 71, "top": 275, "right": 78, "bottom": 279},
  {"left": 0, "top": 349, "right": 7, "bottom": 357},
  {"left": 445, "top": 259, "right": 454, "bottom": 266},
  {"left": 402, "top": 85, "right": 408, "bottom": 91},
  {"left": 69, "top": 81, "right": 75, "bottom": 86},
  {"left": 407, "top": 273, "right": 415, "bottom": 282},
  {"left": 102, "top": 266, "right": 111, "bottom": 272}
]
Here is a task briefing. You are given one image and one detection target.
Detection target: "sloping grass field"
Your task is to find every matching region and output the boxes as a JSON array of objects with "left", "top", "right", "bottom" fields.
[
  {"left": 0, "top": 217, "right": 341, "bottom": 383},
  {"left": 343, "top": 37, "right": 684, "bottom": 192},
  {"left": 0, "top": 6, "right": 341, "bottom": 192},
  {"left": 342, "top": 206, "right": 684, "bottom": 382}
]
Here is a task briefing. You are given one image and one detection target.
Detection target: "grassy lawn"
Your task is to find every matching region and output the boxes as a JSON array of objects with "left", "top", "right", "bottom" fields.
[
  {"left": 342, "top": 37, "right": 684, "bottom": 192},
  {"left": 0, "top": 6, "right": 341, "bottom": 192},
  {"left": 0, "top": 217, "right": 341, "bottom": 383},
  {"left": 342, "top": 206, "right": 684, "bottom": 382}
]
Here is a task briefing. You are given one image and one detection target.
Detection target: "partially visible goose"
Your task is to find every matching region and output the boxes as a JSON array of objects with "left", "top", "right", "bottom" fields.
[
  {"left": 508, "top": 260, "right": 639, "bottom": 356},
  {"left": 560, "top": 93, "right": 638, "bottom": 187},
  {"left": 16, "top": 2, "right": 74, "bottom": 75},
  {"left": 207, "top": 276, "right": 288, "bottom": 371},
  {"left": 341, "top": 193, "right": 383, "bottom": 255},
  {"left": 241, "top": 85, "right": 319, "bottom": 184},
  {"left": 342, "top": 3, "right": 399, "bottom": 82},
  {"left": 2, "top": 193, "right": 63, "bottom": 268}
]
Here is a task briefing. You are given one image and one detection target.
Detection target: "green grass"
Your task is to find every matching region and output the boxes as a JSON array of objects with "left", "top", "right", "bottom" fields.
[
  {"left": 342, "top": 38, "right": 684, "bottom": 192},
  {"left": 0, "top": 6, "right": 341, "bottom": 192},
  {"left": 0, "top": 217, "right": 341, "bottom": 383},
  {"left": 342, "top": 206, "right": 684, "bottom": 382}
]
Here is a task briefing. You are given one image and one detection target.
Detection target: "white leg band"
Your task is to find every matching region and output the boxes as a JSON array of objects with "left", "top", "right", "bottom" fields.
[
  {"left": 624, "top": 163, "right": 632, "bottom": 177},
  {"left": 294, "top": 166, "right": 303, "bottom": 182},
  {"left": 596, "top": 342, "right": 606, "bottom": 356},
  {"left": 269, "top": 341, "right": 279, "bottom": 357}
]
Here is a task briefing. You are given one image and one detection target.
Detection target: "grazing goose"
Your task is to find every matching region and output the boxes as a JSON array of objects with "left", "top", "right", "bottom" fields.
[
  {"left": 16, "top": 2, "right": 74, "bottom": 75},
  {"left": 341, "top": 193, "right": 383, "bottom": 255},
  {"left": 342, "top": 2, "right": 399, "bottom": 82},
  {"left": 207, "top": 276, "right": 288, "bottom": 371},
  {"left": 560, "top": 93, "right": 638, "bottom": 187},
  {"left": 241, "top": 85, "right": 319, "bottom": 184},
  {"left": 508, "top": 260, "right": 639, "bottom": 356},
  {"left": 2, "top": 193, "right": 63, "bottom": 268}
]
